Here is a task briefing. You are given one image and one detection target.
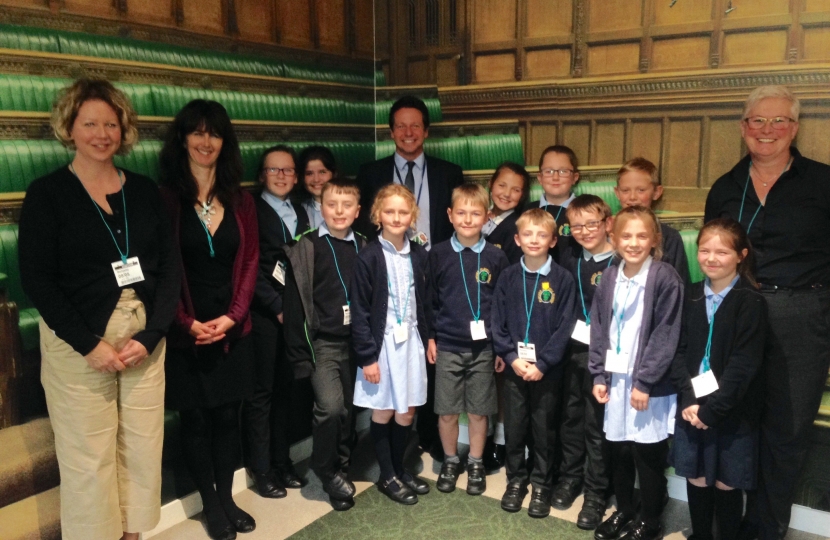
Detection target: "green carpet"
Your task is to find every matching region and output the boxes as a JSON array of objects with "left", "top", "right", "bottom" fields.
[{"left": 288, "top": 479, "right": 594, "bottom": 540}]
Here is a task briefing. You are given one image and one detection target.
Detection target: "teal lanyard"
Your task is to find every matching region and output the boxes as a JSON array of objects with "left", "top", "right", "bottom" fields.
[
  {"left": 459, "top": 250, "right": 481, "bottom": 322},
  {"left": 278, "top": 216, "right": 290, "bottom": 244},
  {"left": 702, "top": 299, "right": 719, "bottom": 373},
  {"left": 521, "top": 265, "right": 542, "bottom": 345},
  {"left": 388, "top": 256, "right": 413, "bottom": 325},
  {"left": 196, "top": 212, "right": 216, "bottom": 258},
  {"left": 611, "top": 279, "right": 635, "bottom": 354},
  {"left": 577, "top": 255, "right": 613, "bottom": 325},
  {"left": 73, "top": 165, "right": 129, "bottom": 264},
  {"left": 738, "top": 159, "right": 790, "bottom": 234},
  {"left": 325, "top": 235, "right": 359, "bottom": 306}
]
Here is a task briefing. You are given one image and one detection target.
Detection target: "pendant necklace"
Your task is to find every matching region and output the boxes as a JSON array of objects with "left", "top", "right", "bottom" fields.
[{"left": 197, "top": 195, "right": 216, "bottom": 229}]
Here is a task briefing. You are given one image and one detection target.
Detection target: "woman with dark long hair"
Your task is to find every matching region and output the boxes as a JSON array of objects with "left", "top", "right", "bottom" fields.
[{"left": 159, "top": 99, "right": 259, "bottom": 540}]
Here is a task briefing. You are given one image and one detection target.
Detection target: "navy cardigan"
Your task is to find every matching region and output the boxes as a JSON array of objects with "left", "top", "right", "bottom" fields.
[
  {"left": 588, "top": 260, "right": 683, "bottom": 397},
  {"left": 349, "top": 238, "right": 432, "bottom": 367}
]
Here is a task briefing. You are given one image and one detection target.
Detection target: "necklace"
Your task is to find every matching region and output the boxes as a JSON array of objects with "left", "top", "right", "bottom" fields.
[
  {"left": 197, "top": 195, "right": 216, "bottom": 228},
  {"left": 752, "top": 157, "right": 792, "bottom": 188}
]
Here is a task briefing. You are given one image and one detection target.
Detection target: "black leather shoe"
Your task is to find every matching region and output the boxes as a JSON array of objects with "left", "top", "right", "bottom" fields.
[
  {"left": 275, "top": 464, "right": 306, "bottom": 488},
  {"left": 595, "top": 510, "right": 636, "bottom": 540},
  {"left": 323, "top": 471, "right": 356, "bottom": 501},
  {"left": 482, "top": 436, "right": 505, "bottom": 472},
  {"left": 330, "top": 497, "right": 355, "bottom": 511},
  {"left": 500, "top": 482, "right": 528, "bottom": 512},
  {"left": 618, "top": 519, "right": 663, "bottom": 540},
  {"left": 378, "top": 477, "right": 418, "bottom": 505},
  {"left": 466, "top": 462, "right": 486, "bottom": 496},
  {"left": 203, "top": 508, "right": 237, "bottom": 540},
  {"left": 436, "top": 460, "right": 463, "bottom": 493},
  {"left": 527, "top": 487, "right": 551, "bottom": 518},
  {"left": 401, "top": 471, "right": 430, "bottom": 495},
  {"left": 252, "top": 471, "right": 287, "bottom": 499},
  {"left": 551, "top": 479, "right": 583, "bottom": 510},
  {"left": 577, "top": 497, "right": 606, "bottom": 530},
  {"left": 228, "top": 509, "right": 256, "bottom": 533},
  {"left": 206, "top": 522, "right": 236, "bottom": 540}
]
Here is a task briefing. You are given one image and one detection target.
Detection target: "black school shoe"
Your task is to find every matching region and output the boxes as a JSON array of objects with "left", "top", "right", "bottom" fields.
[
  {"left": 527, "top": 487, "right": 552, "bottom": 518},
  {"left": 401, "top": 471, "right": 430, "bottom": 495},
  {"left": 322, "top": 471, "right": 356, "bottom": 501},
  {"left": 330, "top": 497, "right": 355, "bottom": 511},
  {"left": 482, "top": 436, "right": 506, "bottom": 472},
  {"left": 551, "top": 478, "right": 583, "bottom": 510},
  {"left": 577, "top": 496, "right": 607, "bottom": 530},
  {"left": 466, "top": 462, "right": 487, "bottom": 495},
  {"left": 274, "top": 463, "right": 306, "bottom": 489},
  {"left": 500, "top": 482, "right": 528, "bottom": 512},
  {"left": 436, "top": 461, "right": 463, "bottom": 493},
  {"left": 251, "top": 471, "right": 287, "bottom": 499},
  {"left": 378, "top": 476, "right": 418, "bottom": 505},
  {"left": 594, "top": 510, "right": 636, "bottom": 540},
  {"left": 618, "top": 519, "right": 663, "bottom": 540}
]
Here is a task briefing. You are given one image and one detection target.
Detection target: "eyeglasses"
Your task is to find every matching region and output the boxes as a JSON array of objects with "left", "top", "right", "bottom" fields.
[
  {"left": 569, "top": 219, "right": 605, "bottom": 234},
  {"left": 263, "top": 167, "right": 295, "bottom": 177},
  {"left": 743, "top": 116, "right": 796, "bottom": 130},
  {"left": 540, "top": 168, "right": 575, "bottom": 178}
]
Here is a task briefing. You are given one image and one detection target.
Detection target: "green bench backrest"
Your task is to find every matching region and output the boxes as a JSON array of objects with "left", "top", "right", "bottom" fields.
[
  {"left": 374, "top": 134, "right": 524, "bottom": 171},
  {"left": 680, "top": 229, "right": 704, "bottom": 283}
]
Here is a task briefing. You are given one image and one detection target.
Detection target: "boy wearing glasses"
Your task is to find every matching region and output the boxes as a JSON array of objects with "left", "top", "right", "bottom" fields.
[
  {"left": 536, "top": 145, "right": 581, "bottom": 238},
  {"left": 553, "top": 195, "right": 616, "bottom": 530},
  {"left": 614, "top": 157, "right": 690, "bottom": 284}
]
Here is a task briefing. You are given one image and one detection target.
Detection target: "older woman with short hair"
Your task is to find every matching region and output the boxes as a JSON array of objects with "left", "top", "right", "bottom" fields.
[
  {"left": 705, "top": 85, "right": 830, "bottom": 540},
  {"left": 18, "top": 78, "right": 180, "bottom": 540}
]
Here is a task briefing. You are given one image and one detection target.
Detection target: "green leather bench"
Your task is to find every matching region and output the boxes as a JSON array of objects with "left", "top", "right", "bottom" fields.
[
  {"left": 0, "top": 24, "right": 377, "bottom": 87},
  {"left": 374, "top": 98, "right": 443, "bottom": 124},
  {"left": 680, "top": 229, "right": 704, "bottom": 283},
  {"left": 0, "top": 224, "right": 38, "bottom": 351},
  {"left": 375, "top": 134, "right": 524, "bottom": 171}
]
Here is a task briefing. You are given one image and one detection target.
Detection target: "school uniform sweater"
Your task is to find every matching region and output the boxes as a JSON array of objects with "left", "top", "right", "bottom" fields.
[
  {"left": 587, "top": 261, "right": 683, "bottom": 397},
  {"left": 428, "top": 237, "right": 509, "bottom": 352},
  {"left": 491, "top": 258, "right": 577, "bottom": 374},
  {"left": 350, "top": 238, "right": 432, "bottom": 368},
  {"left": 312, "top": 232, "right": 360, "bottom": 339},
  {"left": 483, "top": 210, "right": 523, "bottom": 264},
  {"left": 660, "top": 222, "right": 690, "bottom": 285},
  {"left": 669, "top": 278, "right": 767, "bottom": 428},
  {"left": 558, "top": 238, "right": 618, "bottom": 324}
]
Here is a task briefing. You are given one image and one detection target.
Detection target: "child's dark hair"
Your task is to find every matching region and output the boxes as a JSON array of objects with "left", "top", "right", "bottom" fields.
[
  {"left": 255, "top": 144, "right": 298, "bottom": 196},
  {"left": 566, "top": 194, "right": 612, "bottom": 221},
  {"left": 697, "top": 218, "right": 757, "bottom": 288},
  {"left": 321, "top": 176, "right": 361, "bottom": 202},
  {"left": 538, "top": 145, "right": 580, "bottom": 175},
  {"left": 489, "top": 161, "right": 531, "bottom": 210},
  {"left": 388, "top": 96, "right": 430, "bottom": 130},
  {"left": 298, "top": 145, "right": 337, "bottom": 200}
]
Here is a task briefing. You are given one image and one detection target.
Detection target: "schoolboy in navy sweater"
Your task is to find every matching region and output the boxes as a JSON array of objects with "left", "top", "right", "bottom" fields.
[
  {"left": 427, "top": 183, "right": 509, "bottom": 497},
  {"left": 492, "top": 208, "right": 576, "bottom": 519}
]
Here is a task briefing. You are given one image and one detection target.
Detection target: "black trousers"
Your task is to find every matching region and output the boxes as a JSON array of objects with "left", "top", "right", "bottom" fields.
[
  {"left": 558, "top": 348, "right": 610, "bottom": 499},
  {"left": 610, "top": 439, "right": 669, "bottom": 528},
  {"left": 241, "top": 311, "right": 293, "bottom": 474},
  {"left": 416, "top": 361, "right": 440, "bottom": 448},
  {"left": 755, "top": 289, "right": 830, "bottom": 540},
  {"left": 309, "top": 337, "right": 355, "bottom": 479},
  {"left": 503, "top": 365, "right": 563, "bottom": 490}
]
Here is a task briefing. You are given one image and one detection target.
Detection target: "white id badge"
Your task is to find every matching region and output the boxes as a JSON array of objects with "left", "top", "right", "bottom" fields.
[
  {"left": 605, "top": 349, "right": 630, "bottom": 374},
  {"left": 111, "top": 257, "right": 145, "bottom": 287},
  {"left": 692, "top": 370, "right": 719, "bottom": 398},
  {"left": 470, "top": 320, "right": 487, "bottom": 340},
  {"left": 517, "top": 342, "right": 537, "bottom": 362},
  {"left": 272, "top": 261, "right": 286, "bottom": 285},
  {"left": 342, "top": 305, "right": 351, "bottom": 325},
  {"left": 393, "top": 323, "right": 409, "bottom": 344},
  {"left": 571, "top": 320, "right": 591, "bottom": 345}
]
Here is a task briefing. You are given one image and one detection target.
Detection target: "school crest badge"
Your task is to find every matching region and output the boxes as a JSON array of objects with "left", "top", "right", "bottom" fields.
[
  {"left": 537, "top": 282, "right": 555, "bottom": 303},
  {"left": 591, "top": 271, "right": 603, "bottom": 286},
  {"left": 476, "top": 268, "right": 492, "bottom": 284},
  {"left": 560, "top": 223, "right": 571, "bottom": 236}
]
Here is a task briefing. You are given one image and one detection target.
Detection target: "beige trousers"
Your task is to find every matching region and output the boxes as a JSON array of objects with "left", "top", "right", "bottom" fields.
[{"left": 40, "top": 289, "right": 165, "bottom": 540}]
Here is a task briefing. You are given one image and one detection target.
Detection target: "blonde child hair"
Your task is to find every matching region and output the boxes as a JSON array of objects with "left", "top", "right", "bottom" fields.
[
  {"left": 451, "top": 182, "right": 489, "bottom": 211},
  {"left": 611, "top": 206, "right": 663, "bottom": 260},
  {"left": 516, "top": 208, "right": 557, "bottom": 237},
  {"left": 370, "top": 183, "right": 420, "bottom": 230}
]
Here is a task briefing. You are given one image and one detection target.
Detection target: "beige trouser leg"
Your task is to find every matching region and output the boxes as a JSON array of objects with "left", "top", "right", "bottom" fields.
[{"left": 40, "top": 289, "right": 165, "bottom": 540}]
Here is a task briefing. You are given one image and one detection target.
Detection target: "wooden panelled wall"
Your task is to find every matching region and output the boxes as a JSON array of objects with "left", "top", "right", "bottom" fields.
[{"left": 0, "top": 0, "right": 374, "bottom": 59}]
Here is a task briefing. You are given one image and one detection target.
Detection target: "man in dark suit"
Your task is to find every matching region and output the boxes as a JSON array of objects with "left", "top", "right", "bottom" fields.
[
  {"left": 355, "top": 95, "right": 463, "bottom": 248},
  {"left": 355, "top": 95, "right": 464, "bottom": 460}
]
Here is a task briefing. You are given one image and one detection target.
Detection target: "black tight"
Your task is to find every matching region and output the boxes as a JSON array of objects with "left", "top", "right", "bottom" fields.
[{"left": 610, "top": 440, "right": 669, "bottom": 528}]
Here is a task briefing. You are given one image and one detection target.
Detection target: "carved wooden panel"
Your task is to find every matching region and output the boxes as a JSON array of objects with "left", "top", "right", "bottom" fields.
[
  {"left": 317, "top": 0, "right": 347, "bottom": 52},
  {"left": 526, "top": 0, "right": 571, "bottom": 38},
  {"left": 407, "top": 59, "right": 430, "bottom": 84},
  {"left": 561, "top": 123, "right": 590, "bottom": 168},
  {"left": 437, "top": 56, "right": 459, "bottom": 86},
  {"left": 474, "top": 53, "right": 515, "bottom": 83},
  {"left": 706, "top": 119, "right": 742, "bottom": 186},
  {"left": 594, "top": 122, "right": 625, "bottom": 166},
  {"left": 588, "top": 0, "right": 642, "bottom": 33},
  {"left": 722, "top": 30, "right": 788, "bottom": 66},
  {"left": 62, "top": 0, "right": 117, "bottom": 17},
  {"left": 796, "top": 116, "right": 830, "bottom": 165},
  {"left": 129, "top": 0, "right": 175, "bottom": 25},
  {"left": 587, "top": 42, "right": 640, "bottom": 75},
  {"left": 474, "top": 0, "right": 516, "bottom": 44},
  {"left": 652, "top": 0, "right": 712, "bottom": 26},
  {"left": 374, "top": 0, "right": 389, "bottom": 55},
  {"left": 529, "top": 122, "right": 558, "bottom": 166},
  {"left": 236, "top": 0, "right": 273, "bottom": 42},
  {"left": 803, "top": 27, "right": 830, "bottom": 61},
  {"left": 805, "top": 0, "right": 830, "bottom": 11},
  {"left": 182, "top": 0, "right": 223, "bottom": 34},
  {"left": 651, "top": 37, "right": 710, "bottom": 71},
  {"left": 666, "top": 119, "right": 701, "bottom": 188},
  {"left": 526, "top": 48, "right": 571, "bottom": 79},
  {"left": 630, "top": 121, "right": 663, "bottom": 167},
  {"left": 726, "top": 0, "right": 790, "bottom": 18},
  {"left": 277, "top": 0, "right": 312, "bottom": 48},
  {"left": 354, "top": 0, "right": 374, "bottom": 54}
]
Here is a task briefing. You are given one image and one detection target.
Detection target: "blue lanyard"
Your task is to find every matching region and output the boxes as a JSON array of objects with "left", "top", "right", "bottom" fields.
[
  {"left": 521, "top": 266, "right": 542, "bottom": 345},
  {"left": 325, "top": 235, "right": 359, "bottom": 305},
  {"left": 394, "top": 161, "right": 426, "bottom": 207},
  {"left": 738, "top": 159, "right": 790, "bottom": 234},
  {"left": 196, "top": 214, "right": 216, "bottom": 258},
  {"left": 611, "top": 279, "right": 635, "bottom": 354},
  {"left": 388, "top": 256, "right": 413, "bottom": 325},
  {"left": 278, "top": 215, "right": 290, "bottom": 244},
  {"left": 72, "top": 165, "right": 129, "bottom": 264},
  {"left": 459, "top": 250, "right": 481, "bottom": 322},
  {"left": 702, "top": 299, "right": 719, "bottom": 373},
  {"left": 577, "top": 255, "right": 614, "bottom": 325}
]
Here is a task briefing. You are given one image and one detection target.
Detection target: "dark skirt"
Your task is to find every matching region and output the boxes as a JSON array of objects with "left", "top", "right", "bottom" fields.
[{"left": 670, "top": 415, "right": 758, "bottom": 490}]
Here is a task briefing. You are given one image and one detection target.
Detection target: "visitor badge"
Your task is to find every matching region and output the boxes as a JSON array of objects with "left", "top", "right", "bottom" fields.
[
  {"left": 605, "top": 349, "right": 629, "bottom": 374},
  {"left": 470, "top": 320, "right": 487, "bottom": 340},
  {"left": 394, "top": 322, "right": 409, "bottom": 344},
  {"left": 571, "top": 320, "right": 591, "bottom": 345},
  {"left": 412, "top": 231, "right": 429, "bottom": 246},
  {"left": 272, "top": 260, "right": 286, "bottom": 285},
  {"left": 343, "top": 305, "right": 351, "bottom": 325},
  {"left": 517, "top": 342, "right": 537, "bottom": 362},
  {"left": 692, "top": 370, "right": 719, "bottom": 398},
  {"left": 111, "top": 257, "right": 145, "bottom": 287}
]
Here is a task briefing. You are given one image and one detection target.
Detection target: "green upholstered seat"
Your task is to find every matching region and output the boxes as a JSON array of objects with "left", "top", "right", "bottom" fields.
[
  {"left": 574, "top": 181, "right": 622, "bottom": 214},
  {"left": 18, "top": 307, "right": 39, "bottom": 352},
  {"left": 0, "top": 224, "right": 38, "bottom": 351},
  {"left": 680, "top": 229, "right": 704, "bottom": 283}
]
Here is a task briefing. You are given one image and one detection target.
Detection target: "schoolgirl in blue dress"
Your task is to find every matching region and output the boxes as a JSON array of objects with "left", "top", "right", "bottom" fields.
[
  {"left": 351, "top": 183, "right": 432, "bottom": 505},
  {"left": 670, "top": 218, "right": 767, "bottom": 540}
]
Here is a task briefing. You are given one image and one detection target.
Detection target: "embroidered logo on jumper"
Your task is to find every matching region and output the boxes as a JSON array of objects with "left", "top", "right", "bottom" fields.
[
  {"left": 591, "top": 271, "right": 603, "bottom": 286},
  {"left": 493, "top": 243, "right": 502, "bottom": 249},
  {"left": 537, "top": 282, "right": 555, "bottom": 303},
  {"left": 476, "top": 268, "right": 492, "bottom": 284},
  {"left": 560, "top": 223, "right": 571, "bottom": 236}
]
